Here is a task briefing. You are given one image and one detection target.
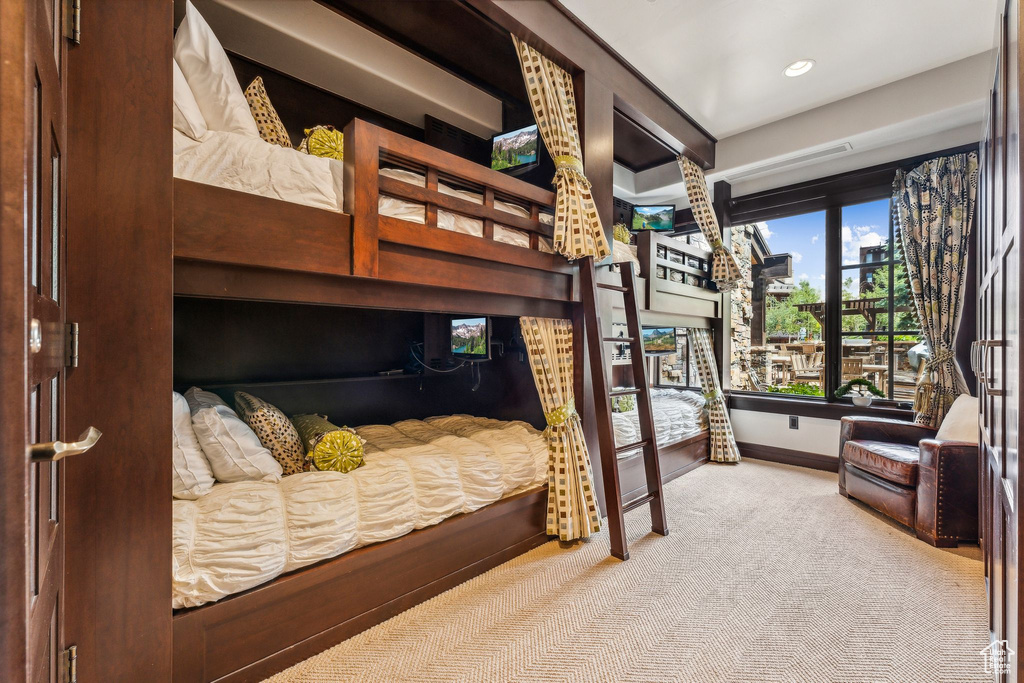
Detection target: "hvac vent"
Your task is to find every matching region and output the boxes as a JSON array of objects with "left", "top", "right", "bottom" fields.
[{"left": 724, "top": 143, "right": 852, "bottom": 182}]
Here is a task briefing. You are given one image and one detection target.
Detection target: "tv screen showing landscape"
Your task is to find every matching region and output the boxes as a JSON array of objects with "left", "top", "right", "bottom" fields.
[
  {"left": 631, "top": 205, "right": 675, "bottom": 232},
  {"left": 491, "top": 125, "right": 539, "bottom": 172},
  {"left": 642, "top": 327, "right": 676, "bottom": 354},
  {"left": 451, "top": 317, "right": 488, "bottom": 357}
]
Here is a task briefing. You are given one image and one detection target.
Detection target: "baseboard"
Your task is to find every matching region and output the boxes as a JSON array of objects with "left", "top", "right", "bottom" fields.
[{"left": 737, "top": 441, "right": 839, "bottom": 472}]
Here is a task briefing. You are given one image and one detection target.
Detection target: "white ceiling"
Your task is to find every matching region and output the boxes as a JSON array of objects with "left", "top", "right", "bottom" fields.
[{"left": 561, "top": 0, "right": 1000, "bottom": 138}]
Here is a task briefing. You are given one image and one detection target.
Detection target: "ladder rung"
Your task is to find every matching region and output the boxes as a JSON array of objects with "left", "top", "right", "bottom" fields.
[
  {"left": 615, "top": 439, "right": 649, "bottom": 453},
  {"left": 603, "top": 336, "right": 635, "bottom": 343},
  {"left": 623, "top": 493, "right": 658, "bottom": 514},
  {"left": 609, "top": 388, "right": 642, "bottom": 397},
  {"left": 596, "top": 283, "right": 628, "bottom": 292}
]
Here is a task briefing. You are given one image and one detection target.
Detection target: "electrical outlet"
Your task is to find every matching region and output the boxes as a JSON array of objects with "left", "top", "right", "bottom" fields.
[{"left": 789, "top": 416, "right": 799, "bottom": 430}]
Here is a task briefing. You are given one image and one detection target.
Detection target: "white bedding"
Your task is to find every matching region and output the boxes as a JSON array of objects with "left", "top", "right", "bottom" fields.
[
  {"left": 172, "top": 415, "right": 548, "bottom": 609},
  {"left": 612, "top": 388, "right": 707, "bottom": 459},
  {"left": 172, "top": 130, "right": 555, "bottom": 252}
]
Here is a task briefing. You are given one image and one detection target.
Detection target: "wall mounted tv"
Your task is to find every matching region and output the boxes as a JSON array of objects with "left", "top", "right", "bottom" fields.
[
  {"left": 491, "top": 124, "right": 539, "bottom": 175},
  {"left": 631, "top": 204, "right": 676, "bottom": 232},
  {"left": 451, "top": 316, "right": 490, "bottom": 359},
  {"left": 642, "top": 327, "right": 677, "bottom": 355}
]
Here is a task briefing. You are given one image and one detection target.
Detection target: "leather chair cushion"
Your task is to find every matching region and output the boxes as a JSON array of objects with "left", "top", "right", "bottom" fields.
[{"left": 843, "top": 439, "right": 920, "bottom": 486}]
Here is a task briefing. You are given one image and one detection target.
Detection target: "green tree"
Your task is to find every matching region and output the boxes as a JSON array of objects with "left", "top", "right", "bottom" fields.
[{"left": 765, "top": 280, "right": 822, "bottom": 339}]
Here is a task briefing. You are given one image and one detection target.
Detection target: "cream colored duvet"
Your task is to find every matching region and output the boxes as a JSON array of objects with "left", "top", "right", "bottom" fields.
[{"left": 172, "top": 415, "right": 548, "bottom": 609}]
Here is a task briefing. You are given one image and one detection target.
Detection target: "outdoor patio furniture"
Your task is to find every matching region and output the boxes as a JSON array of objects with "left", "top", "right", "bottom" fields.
[{"left": 841, "top": 357, "right": 864, "bottom": 382}]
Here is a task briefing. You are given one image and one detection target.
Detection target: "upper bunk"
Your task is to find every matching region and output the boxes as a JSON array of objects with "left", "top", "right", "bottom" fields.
[{"left": 171, "top": 0, "right": 717, "bottom": 320}]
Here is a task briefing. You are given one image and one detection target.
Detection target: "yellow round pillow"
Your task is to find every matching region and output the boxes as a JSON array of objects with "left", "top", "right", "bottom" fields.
[
  {"left": 290, "top": 414, "right": 365, "bottom": 473},
  {"left": 300, "top": 125, "right": 344, "bottom": 160}
]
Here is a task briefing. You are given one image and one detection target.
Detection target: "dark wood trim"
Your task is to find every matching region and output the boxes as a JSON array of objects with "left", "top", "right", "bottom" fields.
[
  {"left": 737, "top": 441, "right": 839, "bottom": 473},
  {"left": 63, "top": 1, "right": 174, "bottom": 679},
  {"left": 730, "top": 392, "right": 914, "bottom": 421},
  {"left": 729, "top": 143, "right": 981, "bottom": 224},
  {"left": 173, "top": 487, "right": 549, "bottom": 683}
]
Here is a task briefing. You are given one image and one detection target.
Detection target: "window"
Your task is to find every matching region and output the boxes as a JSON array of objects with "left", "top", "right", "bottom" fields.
[
  {"left": 656, "top": 328, "right": 704, "bottom": 390},
  {"left": 840, "top": 199, "right": 923, "bottom": 401},
  {"left": 732, "top": 198, "right": 923, "bottom": 404}
]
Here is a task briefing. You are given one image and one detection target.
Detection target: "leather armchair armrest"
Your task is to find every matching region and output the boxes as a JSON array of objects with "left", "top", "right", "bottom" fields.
[
  {"left": 839, "top": 416, "right": 937, "bottom": 446},
  {"left": 915, "top": 439, "right": 980, "bottom": 545}
]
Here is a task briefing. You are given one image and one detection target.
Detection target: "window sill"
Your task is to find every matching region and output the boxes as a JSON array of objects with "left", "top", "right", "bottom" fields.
[{"left": 728, "top": 391, "right": 914, "bottom": 421}]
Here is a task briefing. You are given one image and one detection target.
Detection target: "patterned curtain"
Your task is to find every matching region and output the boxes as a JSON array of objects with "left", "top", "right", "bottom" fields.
[
  {"left": 679, "top": 156, "right": 743, "bottom": 291},
  {"left": 512, "top": 36, "right": 610, "bottom": 261},
  {"left": 520, "top": 317, "right": 602, "bottom": 541},
  {"left": 893, "top": 152, "right": 979, "bottom": 427},
  {"left": 689, "top": 328, "right": 741, "bottom": 462}
]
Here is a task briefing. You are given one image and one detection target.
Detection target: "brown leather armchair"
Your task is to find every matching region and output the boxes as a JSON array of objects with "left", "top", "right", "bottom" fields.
[{"left": 839, "top": 416, "right": 978, "bottom": 547}]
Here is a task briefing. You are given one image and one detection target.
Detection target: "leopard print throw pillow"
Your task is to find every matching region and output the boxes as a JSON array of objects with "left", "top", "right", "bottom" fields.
[
  {"left": 234, "top": 391, "right": 306, "bottom": 475},
  {"left": 244, "top": 76, "right": 292, "bottom": 148}
]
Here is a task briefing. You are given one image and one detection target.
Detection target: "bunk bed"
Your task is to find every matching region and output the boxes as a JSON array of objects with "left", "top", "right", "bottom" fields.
[{"left": 166, "top": 2, "right": 723, "bottom": 679}]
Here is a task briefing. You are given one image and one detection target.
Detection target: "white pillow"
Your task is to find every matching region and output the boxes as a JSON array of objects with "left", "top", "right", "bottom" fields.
[
  {"left": 172, "top": 392, "right": 215, "bottom": 499},
  {"left": 935, "top": 394, "right": 979, "bottom": 444},
  {"left": 184, "top": 387, "right": 282, "bottom": 483},
  {"left": 173, "top": 59, "right": 208, "bottom": 141},
  {"left": 174, "top": 1, "right": 259, "bottom": 138}
]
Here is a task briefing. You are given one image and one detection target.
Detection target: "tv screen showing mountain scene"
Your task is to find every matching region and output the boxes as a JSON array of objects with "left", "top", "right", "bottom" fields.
[
  {"left": 451, "top": 317, "right": 488, "bottom": 357},
  {"left": 631, "top": 205, "right": 675, "bottom": 231},
  {"left": 642, "top": 327, "right": 676, "bottom": 354},
  {"left": 491, "top": 125, "right": 539, "bottom": 171}
]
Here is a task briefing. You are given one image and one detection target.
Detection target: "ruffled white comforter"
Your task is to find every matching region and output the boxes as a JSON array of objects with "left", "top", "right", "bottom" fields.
[
  {"left": 612, "top": 389, "right": 707, "bottom": 459},
  {"left": 172, "top": 415, "right": 548, "bottom": 609}
]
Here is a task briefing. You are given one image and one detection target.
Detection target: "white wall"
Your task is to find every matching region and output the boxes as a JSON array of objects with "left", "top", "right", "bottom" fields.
[{"left": 730, "top": 409, "right": 841, "bottom": 459}]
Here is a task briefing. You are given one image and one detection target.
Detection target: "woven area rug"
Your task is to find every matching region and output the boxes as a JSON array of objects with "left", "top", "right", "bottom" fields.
[{"left": 266, "top": 459, "right": 988, "bottom": 683}]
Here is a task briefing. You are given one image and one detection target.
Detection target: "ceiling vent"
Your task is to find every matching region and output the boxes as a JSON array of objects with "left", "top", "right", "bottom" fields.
[{"left": 723, "top": 143, "right": 852, "bottom": 182}]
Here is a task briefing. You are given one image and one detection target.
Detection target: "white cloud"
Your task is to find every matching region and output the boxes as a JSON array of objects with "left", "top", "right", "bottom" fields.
[
  {"left": 791, "top": 251, "right": 803, "bottom": 263},
  {"left": 842, "top": 224, "right": 884, "bottom": 263},
  {"left": 759, "top": 226, "right": 773, "bottom": 240},
  {"left": 818, "top": 273, "right": 826, "bottom": 280},
  {"left": 798, "top": 273, "right": 809, "bottom": 281},
  {"left": 811, "top": 234, "right": 819, "bottom": 244}
]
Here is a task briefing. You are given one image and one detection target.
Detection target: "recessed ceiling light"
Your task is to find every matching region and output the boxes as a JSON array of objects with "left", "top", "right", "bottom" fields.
[{"left": 783, "top": 59, "right": 815, "bottom": 77}]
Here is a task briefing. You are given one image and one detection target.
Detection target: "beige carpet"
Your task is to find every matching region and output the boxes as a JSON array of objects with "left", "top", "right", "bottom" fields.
[{"left": 267, "top": 459, "right": 988, "bottom": 683}]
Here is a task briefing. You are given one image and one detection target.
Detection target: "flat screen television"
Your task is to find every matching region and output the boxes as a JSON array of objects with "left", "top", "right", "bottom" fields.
[
  {"left": 631, "top": 204, "right": 676, "bottom": 232},
  {"left": 642, "top": 327, "right": 676, "bottom": 355},
  {"left": 491, "top": 124, "right": 539, "bottom": 175},
  {"left": 451, "top": 317, "right": 489, "bottom": 359}
]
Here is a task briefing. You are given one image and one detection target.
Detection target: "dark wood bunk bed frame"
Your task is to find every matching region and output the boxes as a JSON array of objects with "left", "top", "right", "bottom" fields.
[{"left": 171, "top": 116, "right": 718, "bottom": 681}]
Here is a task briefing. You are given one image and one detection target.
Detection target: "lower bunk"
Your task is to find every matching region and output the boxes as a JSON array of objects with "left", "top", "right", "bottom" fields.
[{"left": 172, "top": 486, "right": 547, "bottom": 683}]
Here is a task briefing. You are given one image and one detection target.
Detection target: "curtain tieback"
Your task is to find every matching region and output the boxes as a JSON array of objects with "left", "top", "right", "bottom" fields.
[
  {"left": 703, "top": 390, "right": 721, "bottom": 404},
  {"left": 545, "top": 397, "right": 577, "bottom": 427},
  {"left": 923, "top": 347, "right": 956, "bottom": 373},
  {"left": 553, "top": 155, "right": 591, "bottom": 189}
]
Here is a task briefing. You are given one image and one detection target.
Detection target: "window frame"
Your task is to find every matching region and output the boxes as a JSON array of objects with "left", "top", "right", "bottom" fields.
[{"left": 725, "top": 143, "right": 978, "bottom": 411}]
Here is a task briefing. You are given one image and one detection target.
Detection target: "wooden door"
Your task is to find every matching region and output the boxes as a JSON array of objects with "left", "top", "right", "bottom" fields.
[
  {"left": 980, "top": 0, "right": 1022, "bottom": 679},
  {"left": 1, "top": 0, "right": 79, "bottom": 681}
]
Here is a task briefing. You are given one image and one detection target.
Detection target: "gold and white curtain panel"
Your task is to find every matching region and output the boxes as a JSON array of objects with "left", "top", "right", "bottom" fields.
[
  {"left": 689, "top": 328, "right": 741, "bottom": 463},
  {"left": 520, "top": 317, "right": 602, "bottom": 541},
  {"left": 679, "top": 156, "right": 743, "bottom": 291},
  {"left": 893, "top": 152, "right": 978, "bottom": 428},
  {"left": 512, "top": 36, "right": 610, "bottom": 262}
]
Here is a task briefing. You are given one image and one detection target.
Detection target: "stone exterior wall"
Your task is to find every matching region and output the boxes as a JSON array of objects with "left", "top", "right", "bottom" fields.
[{"left": 730, "top": 225, "right": 754, "bottom": 389}]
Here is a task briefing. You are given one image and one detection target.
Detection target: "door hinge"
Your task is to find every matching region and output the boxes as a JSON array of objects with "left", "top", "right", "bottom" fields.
[
  {"left": 65, "top": 322, "right": 79, "bottom": 368},
  {"left": 59, "top": 645, "right": 77, "bottom": 683},
  {"left": 63, "top": 0, "right": 81, "bottom": 45}
]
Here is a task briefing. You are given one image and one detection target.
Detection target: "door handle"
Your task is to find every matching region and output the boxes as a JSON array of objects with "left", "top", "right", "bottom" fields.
[
  {"left": 28, "top": 426, "right": 101, "bottom": 462},
  {"left": 980, "top": 340, "right": 1004, "bottom": 396}
]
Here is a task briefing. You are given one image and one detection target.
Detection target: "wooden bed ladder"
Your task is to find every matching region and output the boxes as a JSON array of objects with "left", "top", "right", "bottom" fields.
[{"left": 580, "top": 257, "right": 668, "bottom": 560}]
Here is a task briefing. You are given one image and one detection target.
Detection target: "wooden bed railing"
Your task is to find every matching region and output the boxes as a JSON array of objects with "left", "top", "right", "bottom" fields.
[
  {"left": 633, "top": 230, "right": 724, "bottom": 319},
  {"left": 343, "top": 118, "right": 559, "bottom": 279}
]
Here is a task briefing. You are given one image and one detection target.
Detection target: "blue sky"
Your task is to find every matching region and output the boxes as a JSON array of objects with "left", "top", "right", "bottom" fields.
[{"left": 759, "top": 198, "right": 890, "bottom": 298}]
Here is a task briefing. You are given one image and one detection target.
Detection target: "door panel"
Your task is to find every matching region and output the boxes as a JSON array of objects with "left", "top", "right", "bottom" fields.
[
  {"left": 1, "top": 0, "right": 68, "bottom": 681},
  {"left": 981, "top": 1, "right": 1022, "bottom": 680}
]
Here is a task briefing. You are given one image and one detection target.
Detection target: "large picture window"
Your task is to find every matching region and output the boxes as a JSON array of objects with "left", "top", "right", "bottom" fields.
[{"left": 733, "top": 194, "right": 933, "bottom": 403}]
